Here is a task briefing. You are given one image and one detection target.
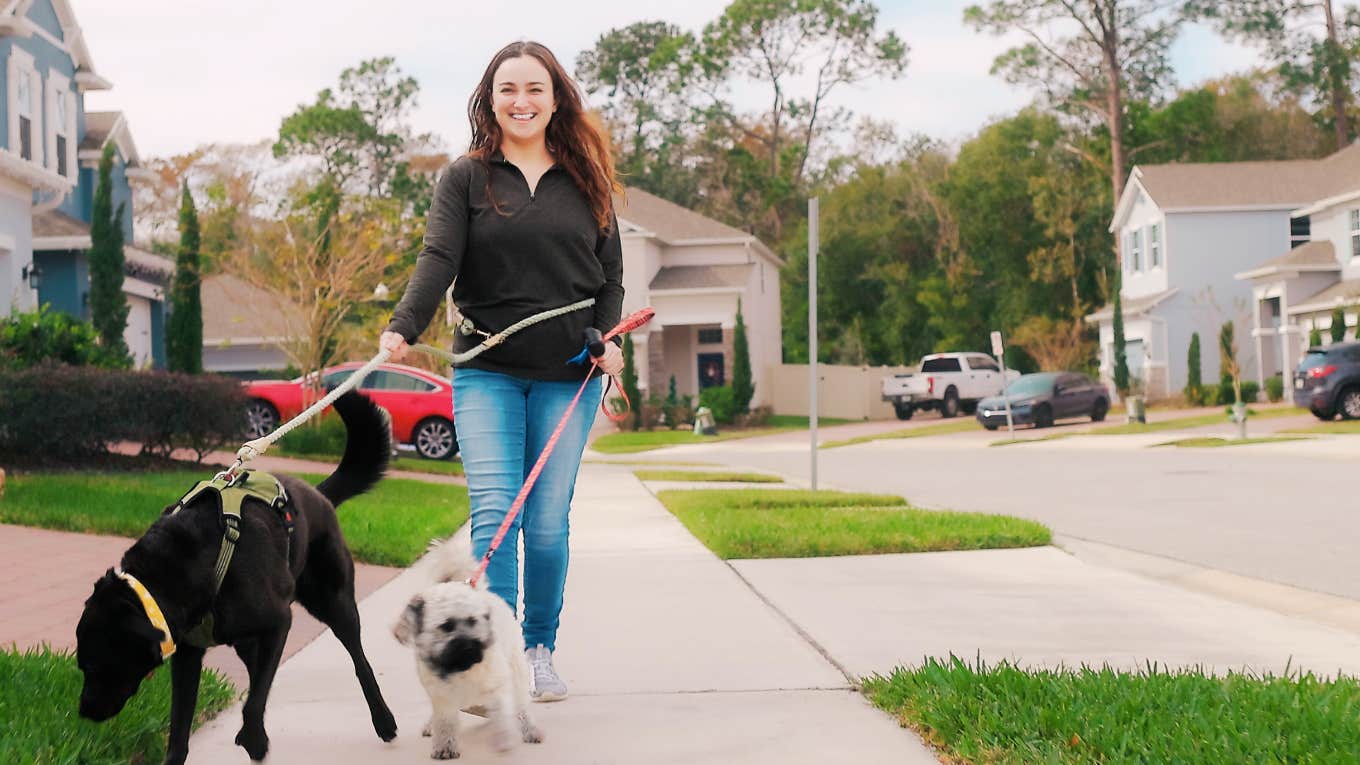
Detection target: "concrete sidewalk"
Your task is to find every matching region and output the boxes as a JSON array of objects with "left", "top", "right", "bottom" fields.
[{"left": 186, "top": 463, "right": 940, "bottom": 764}]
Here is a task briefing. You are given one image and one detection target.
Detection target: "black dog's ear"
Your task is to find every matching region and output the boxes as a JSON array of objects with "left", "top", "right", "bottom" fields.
[
  {"left": 123, "top": 606, "right": 169, "bottom": 664},
  {"left": 393, "top": 595, "right": 424, "bottom": 646}
]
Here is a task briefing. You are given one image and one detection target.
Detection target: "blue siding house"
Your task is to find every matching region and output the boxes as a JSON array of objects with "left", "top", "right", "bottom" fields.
[{"left": 0, "top": 0, "right": 169, "bottom": 368}]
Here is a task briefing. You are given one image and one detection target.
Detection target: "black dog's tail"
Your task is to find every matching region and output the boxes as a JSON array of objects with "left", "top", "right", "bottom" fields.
[{"left": 316, "top": 391, "right": 391, "bottom": 507}]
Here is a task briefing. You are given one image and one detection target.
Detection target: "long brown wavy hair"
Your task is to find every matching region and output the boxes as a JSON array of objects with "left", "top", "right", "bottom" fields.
[{"left": 467, "top": 41, "right": 619, "bottom": 232}]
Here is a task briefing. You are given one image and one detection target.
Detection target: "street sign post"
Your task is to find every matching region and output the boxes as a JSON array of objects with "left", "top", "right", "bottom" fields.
[{"left": 991, "top": 331, "right": 1015, "bottom": 439}]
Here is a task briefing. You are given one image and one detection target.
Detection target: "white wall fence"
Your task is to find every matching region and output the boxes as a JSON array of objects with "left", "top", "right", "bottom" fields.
[{"left": 765, "top": 363, "right": 916, "bottom": 421}]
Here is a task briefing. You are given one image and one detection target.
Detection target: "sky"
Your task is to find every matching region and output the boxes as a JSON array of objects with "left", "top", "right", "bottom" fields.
[{"left": 73, "top": 0, "right": 1266, "bottom": 160}]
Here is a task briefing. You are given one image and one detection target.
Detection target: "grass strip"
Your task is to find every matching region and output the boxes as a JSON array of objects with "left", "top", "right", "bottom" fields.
[
  {"left": 656, "top": 489, "right": 1049, "bottom": 559},
  {"left": 821, "top": 420, "right": 980, "bottom": 449},
  {"left": 863, "top": 655, "right": 1360, "bottom": 764},
  {"left": 633, "top": 470, "right": 783, "bottom": 483}
]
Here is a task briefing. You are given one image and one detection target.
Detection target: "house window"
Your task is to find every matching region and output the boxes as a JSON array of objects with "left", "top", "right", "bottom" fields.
[
  {"left": 1350, "top": 209, "right": 1359, "bottom": 261},
  {"left": 1149, "top": 223, "right": 1161, "bottom": 268},
  {"left": 54, "top": 88, "right": 68, "bottom": 177},
  {"left": 8, "top": 50, "right": 41, "bottom": 166},
  {"left": 1291, "top": 215, "right": 1311, "bottom": 249},
  {"left": 697, "top": 328, "right": 723, "bottom": 345},
  {"left": 1130, "top": 229, "right": 1143, "bottom": 272},
  {"left": 16, "top": 70, "right": 32, "bottom": 161}
]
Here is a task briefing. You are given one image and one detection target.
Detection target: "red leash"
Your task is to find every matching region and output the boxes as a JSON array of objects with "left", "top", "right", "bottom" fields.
[{"left": 468, "top": 307, "right": 655, "bottom": 588}]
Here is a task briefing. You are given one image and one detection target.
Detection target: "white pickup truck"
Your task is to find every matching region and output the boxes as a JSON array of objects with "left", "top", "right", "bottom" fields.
[{"left": 881, "top": 352, "right": 1018, "bottom": 420}]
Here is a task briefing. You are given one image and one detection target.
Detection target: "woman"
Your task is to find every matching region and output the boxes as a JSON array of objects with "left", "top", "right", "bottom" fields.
[{"left": 380, "top": 40, "right": 625, "bottom": 703}]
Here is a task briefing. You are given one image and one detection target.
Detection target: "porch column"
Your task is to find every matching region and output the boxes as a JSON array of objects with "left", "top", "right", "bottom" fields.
[
  {"left": 646, "top": 329, "right": 665, "bottom": 397},
  {"left": 1252, "top": 297, "right": 1266, "bottom": 391}
]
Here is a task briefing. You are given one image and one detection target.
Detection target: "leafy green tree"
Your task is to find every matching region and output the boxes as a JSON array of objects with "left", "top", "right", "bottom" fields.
[
  {"left": 965, "top": 0, "right": 1188, "bottom": 213},
  {"left": 1190, "top": 0, "right": 1359, "bottom": 150}
]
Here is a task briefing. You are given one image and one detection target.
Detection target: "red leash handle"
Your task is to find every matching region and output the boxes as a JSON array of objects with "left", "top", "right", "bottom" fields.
[
  {"left": 467, "top": 307, "right": 655, "bottom": 588},
  {"left": 597, "top": 307, "right": 654, "bottom": 423}
]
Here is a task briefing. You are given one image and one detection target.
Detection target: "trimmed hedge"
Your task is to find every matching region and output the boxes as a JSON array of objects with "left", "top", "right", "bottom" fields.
[{"left": 0, "top": 363, "right": 246, "bottom": 461}]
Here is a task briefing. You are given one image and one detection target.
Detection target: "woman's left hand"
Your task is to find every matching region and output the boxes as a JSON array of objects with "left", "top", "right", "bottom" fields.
[{"left": 597, "top": 341, "right": 624, "bottom": 376}]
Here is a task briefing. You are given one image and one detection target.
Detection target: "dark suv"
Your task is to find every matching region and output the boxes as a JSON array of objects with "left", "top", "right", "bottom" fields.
[{"left": 1295, "top": 341, "right": 1360, "bottom": 420}]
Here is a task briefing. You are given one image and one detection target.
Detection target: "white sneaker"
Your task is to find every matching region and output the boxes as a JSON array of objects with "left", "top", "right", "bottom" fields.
[{"left": 526, "top": 644, "right": 567, "bottom": 702}]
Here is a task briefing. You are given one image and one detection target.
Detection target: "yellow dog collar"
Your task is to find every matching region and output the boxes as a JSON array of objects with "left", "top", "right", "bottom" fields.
[{"left": 115, "top": 568, "right": 176, "bottom": 660}]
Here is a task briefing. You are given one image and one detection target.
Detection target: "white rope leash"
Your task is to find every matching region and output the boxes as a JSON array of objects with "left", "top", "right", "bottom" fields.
[
  {"left": 221, "top": 298, "right": 596, "bottom": 477},
  {"left": 232, "top": 349, "right": 394, "bottom": 468}
]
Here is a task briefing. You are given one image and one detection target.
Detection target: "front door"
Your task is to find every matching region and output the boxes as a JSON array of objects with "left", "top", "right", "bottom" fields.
[{"left": 697, "top": 353, "right": 725, "bottom": 389}]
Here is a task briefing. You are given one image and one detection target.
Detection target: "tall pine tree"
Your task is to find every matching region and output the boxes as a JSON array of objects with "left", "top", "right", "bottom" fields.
[
  {"left": 731, "top": 302, "right": 754, "bottom": 414},
  {"left": 167, "top": 182, "right": 203, "bottom": 373},
  {"left": 1112, "top": 289, "right": 1130, "bottom": 396},
  {"left": 89, "top": 143, "right": 130, "bottom": 366},
  {"left": 621, "top": 334, "right": 641, "bottom": 431},
  {"left": 1185, "top": 332, "right": 1203, "bottom": 405},
  {"left": 1331, "top": 306, "right": 1347, "bottom": 343}
]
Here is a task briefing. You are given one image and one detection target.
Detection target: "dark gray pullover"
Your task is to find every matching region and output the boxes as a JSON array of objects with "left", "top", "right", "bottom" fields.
[{"left": 385, "top": 153, "right": 624, "bottom": 381}]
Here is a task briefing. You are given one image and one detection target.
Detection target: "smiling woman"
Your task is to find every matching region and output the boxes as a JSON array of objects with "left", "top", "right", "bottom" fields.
[{"left": 377, "top": 40, "right": 626, "bottom": 704}]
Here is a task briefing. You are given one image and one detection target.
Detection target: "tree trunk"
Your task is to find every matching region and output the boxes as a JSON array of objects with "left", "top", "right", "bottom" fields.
[
  {"left": 1104, "top": 24, "right": 1127, "bottom": 269},
  {"left": 1322, "top": 0, "right": 1351, "bottom": 151}
]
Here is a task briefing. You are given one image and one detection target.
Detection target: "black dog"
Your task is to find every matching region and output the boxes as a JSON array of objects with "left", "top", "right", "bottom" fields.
[{"left": 76, "top": 391, "right": 398, "bottom": 764}]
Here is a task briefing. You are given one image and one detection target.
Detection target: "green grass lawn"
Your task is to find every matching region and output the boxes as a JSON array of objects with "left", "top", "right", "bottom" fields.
[
  {"left": 1284, "top": 418, "right": 1360, "bottom": 434},
  {"left": 583, "top": 459, "right": 721, "bottom": 467},
  {"left": 1156, "top": 436, "right": 1312, "bottom": 448},
  {"left": 864, "top": 656, "right": 1360, "bottom": 764},
  {"left": 1, "top": 645, "right": 235, "bottom": 765},
  {"left": 633, "top": 470, "right": 783, "bottom": 483},
  {"left": 590, "top": 426, "right": 801, "bottom": 454},
  {"left": 0, "top": 470, "right": 467, "bottom": 567},
  {"left": 821, "top": 419, "right": 980, "bottom": 449},
  {"left": 764, "top": 415, "right": 855, "bottom": 427},
  {"left": 655, "top": 489, "right": 1049, "bottom": 559},
  {"left": 389, "top": 458, "right": 465, "bottom": 477}
]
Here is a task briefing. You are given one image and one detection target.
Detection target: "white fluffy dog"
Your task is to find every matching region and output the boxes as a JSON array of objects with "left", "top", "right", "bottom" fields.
[{"left": 393, "top": 530, "right": 543, "bottom": 759}]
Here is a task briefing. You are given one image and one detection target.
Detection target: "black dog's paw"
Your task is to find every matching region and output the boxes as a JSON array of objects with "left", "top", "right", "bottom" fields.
[
  {"left": 235, "top": 727, "right": 270, "bottom": 761},
  {"left": 374, "top": 707, "right": 398, "bottom": 741}
]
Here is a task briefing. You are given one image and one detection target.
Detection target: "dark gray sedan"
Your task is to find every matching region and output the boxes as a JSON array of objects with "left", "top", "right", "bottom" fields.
[{"left": 975, "top": 372, "right": 1110, "bottom": 430}]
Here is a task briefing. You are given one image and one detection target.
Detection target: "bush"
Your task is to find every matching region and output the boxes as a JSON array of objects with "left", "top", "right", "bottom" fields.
[
  {"left": 0, "top": 363, "right": 246, "bottom": 461},
  {"left": 665, "top": 394, "right": 695, "bottom": 430},
  {"left": 274, "top": 412, "right": 348, "bottom": 456},
  {"left": 699, "top": 385, "right": 739, "bottom": 425},
  {"left": 0, "top": 305, "right": 128, "bottom": 370},
  {"left": 1265, "top": 376, "right": 1284, "bottom": 403},
  {"left": 1217, "top": 379, "right": 1260, "bottom": 406}
]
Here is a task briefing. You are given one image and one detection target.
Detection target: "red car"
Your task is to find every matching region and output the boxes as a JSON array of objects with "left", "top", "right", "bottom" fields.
[{"left": 243, "top": 362, "right": 457, "bottom": 460}]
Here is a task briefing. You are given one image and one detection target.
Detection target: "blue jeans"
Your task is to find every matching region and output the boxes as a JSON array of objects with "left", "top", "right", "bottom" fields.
[{"left": 452, "top": 367, "right": 600, "bottom": 651}]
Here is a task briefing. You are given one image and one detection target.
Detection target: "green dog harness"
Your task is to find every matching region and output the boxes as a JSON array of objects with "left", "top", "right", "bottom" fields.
[{"left": 170, "top": 470, "right": 291, "bottom": 648}]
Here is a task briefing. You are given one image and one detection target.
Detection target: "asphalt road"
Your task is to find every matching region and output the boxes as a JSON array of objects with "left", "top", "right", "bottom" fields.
[{"left": 673, "top": 419, "right": 1359, "bottom": 602}]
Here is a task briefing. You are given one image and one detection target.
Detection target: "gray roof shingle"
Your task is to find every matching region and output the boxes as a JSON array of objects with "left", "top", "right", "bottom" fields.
[
  {"left": 1135, "top": 141, "right": 1360, "bottom": 210},
  {"left": 614, "top": 187, "right": 752, "bottom": 243},
  {"left": 649, "top": 264, "right": 753, "bottom": 291}
]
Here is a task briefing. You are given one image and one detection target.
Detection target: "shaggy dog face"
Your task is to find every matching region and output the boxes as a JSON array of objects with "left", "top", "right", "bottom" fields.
[{"left": 396, "top": 585, "right": 496, "bottom": 678}]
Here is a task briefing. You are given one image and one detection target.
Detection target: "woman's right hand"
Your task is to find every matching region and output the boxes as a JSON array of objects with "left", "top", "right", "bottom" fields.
[{"left": 380, "top": 331, "right": 410, "bottom": 363}]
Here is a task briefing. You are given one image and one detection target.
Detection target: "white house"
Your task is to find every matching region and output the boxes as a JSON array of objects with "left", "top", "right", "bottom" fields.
[
  {"left": 1236, "top": 144, "right": 1360, "bottom": 390},
  {"left": 1089, "top": 144, "right": 1360, "bottom": 399},
  {"left": 614, "top": 188, "right": 783, "bottom": 407},
  {"left": 0, "top": 1, "right": 165, "bottom": 366}
]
